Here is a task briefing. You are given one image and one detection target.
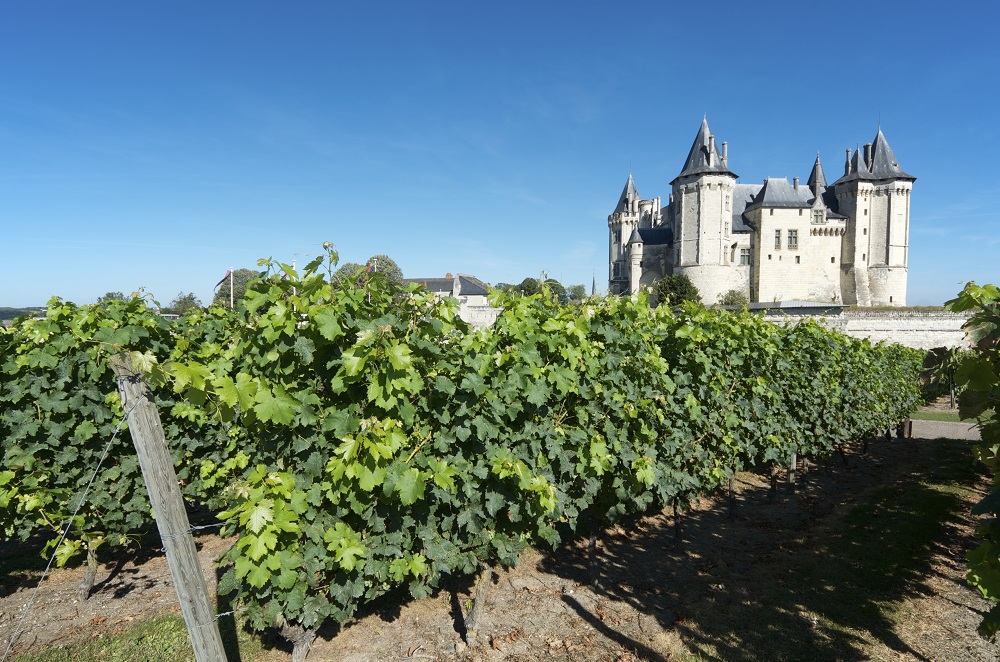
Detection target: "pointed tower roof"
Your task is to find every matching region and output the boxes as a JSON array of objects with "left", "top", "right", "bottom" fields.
[
  {"left": 835, "top": 147, "right": 875, "bottom": 184},
  {"left": 869, "top": 128, "right": 915, "bottom": 181},
  {"left": 613, "top": 172, "right": 640, "bottom": 213},
  {"left": 834, "top": 128, "right": 915, "bottom": 185},
  {"left": 671, "top": 117, "right": 737, "bottom": 184},
  {"left": 807, "top": 154, "right": 827, "bottom": 192}
]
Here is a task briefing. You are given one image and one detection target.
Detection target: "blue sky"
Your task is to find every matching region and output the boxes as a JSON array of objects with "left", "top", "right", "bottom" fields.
[{"left": 2, "top": 1, "right": 997, "bottom": 308}]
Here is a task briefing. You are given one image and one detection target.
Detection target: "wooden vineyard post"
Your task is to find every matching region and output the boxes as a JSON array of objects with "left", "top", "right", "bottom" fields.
[{"left": 111, "top": 354, "right": 227, "bottom": 662}]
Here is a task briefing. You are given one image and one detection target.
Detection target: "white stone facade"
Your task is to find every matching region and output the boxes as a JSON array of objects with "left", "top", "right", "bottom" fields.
[{"left": 608, "top": 119, "right": 915, "bottom": 306}]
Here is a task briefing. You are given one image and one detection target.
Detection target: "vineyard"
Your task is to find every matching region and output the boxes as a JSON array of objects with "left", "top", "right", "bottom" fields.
[{"left": 0, "top": 247, "right": 934, "bottom": 659}]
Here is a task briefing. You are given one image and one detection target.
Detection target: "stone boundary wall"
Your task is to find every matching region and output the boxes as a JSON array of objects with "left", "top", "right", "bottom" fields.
[
  {"left": 459, "top": 305, "right": 503, "bottom": 328},
  {"left": 764, "top": 310, "right": 971, "bottom": 350}
]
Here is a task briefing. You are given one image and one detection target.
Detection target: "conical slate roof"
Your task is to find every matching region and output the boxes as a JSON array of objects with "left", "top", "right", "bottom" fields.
[
  {"left": 807, "top": 155, "right": 827, "bottom": 192},
  {"left": 613, "top": 173, "right": 640, "bottom": 213},
  {"left": 834, "top": 129, "right": 915, "bottom": 184},
  {"left": 869, "top": 128, "right": 915, "bottom": 180},
  {"left": 671, "top": 117, "right": 737, "bottom": 184}
]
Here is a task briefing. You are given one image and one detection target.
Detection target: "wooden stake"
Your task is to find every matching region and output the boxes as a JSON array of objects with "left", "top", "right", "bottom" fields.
[{"left": 111, "top": 354, "right": 227, "bottom": 662}]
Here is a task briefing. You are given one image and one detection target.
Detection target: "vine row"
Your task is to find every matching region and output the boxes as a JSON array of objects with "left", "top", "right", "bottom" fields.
[{"left": 0, "top": 247, "right": 922, "bottom": 655}]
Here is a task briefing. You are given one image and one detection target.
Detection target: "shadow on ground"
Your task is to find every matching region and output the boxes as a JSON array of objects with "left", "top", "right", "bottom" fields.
[{"left": 537, "top": 437, "right": 983, "bottom": 661}]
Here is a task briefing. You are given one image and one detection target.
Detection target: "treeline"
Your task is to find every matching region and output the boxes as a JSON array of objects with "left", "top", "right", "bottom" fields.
[
  {"left": 0, "top": 307, "right": 44, "bottom": 322},
  {"left": 0, "top": 248, "right": 922, "bottom": 658}
]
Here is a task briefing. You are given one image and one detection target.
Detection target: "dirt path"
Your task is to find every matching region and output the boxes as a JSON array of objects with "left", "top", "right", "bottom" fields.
[{"left": 1, "top": 423, "right": 996, "bottom": 661}]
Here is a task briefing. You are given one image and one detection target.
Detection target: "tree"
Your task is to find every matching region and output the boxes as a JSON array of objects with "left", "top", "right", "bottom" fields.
[
  {"left": 567, "top": 284, "right": 588, "bottom": 303},
  {"left": 162, "top": 292, "right": 203, "bottom": 315},
  {"left": 651, "top": 274, "right": 701, "bottom": 308},
  {"left": 331, "top": 262, "right": 365, "bottom": 290},
  {"left": 212, "top": 269, "right": 262, "bottom": 308},
  {"left": 96, "top": 291, "right": 126, "bottom": 305},
  {"left": 331, "top": 255, "right": 405, "bottom": 294},
  {"left": 542, "top": 279, "right": 568, "bottom": 304},
  {"left": 718, "top": 289, "right": 750, "bottom": 309},
  {"left": 515, "top": 278, "right": 541, "bottom": 296},
  {"left": 368, "top": 255, "right": 404, "bottom": 291}
]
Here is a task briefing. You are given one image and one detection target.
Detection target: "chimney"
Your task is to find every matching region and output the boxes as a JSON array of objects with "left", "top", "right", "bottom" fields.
[
  {"left": 445, "top": 272, "right": 453, "bottom": 278},
  {"left": 845, "top": 148, "right": 851, "bottom": 175},
  {"left": 708, "top": 135, "right": 715, "bottom": 166},
  {"left": 863, "top": 143, "right": 873, "bottom": 169},
  {"left": 793, "top": 177, "right": 799, "bottom": 190},
  {"left": 722, "top": 141, "right": 728, "bottom": 166}
]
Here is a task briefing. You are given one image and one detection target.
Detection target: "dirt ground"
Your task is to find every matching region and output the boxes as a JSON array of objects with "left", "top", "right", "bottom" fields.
[{"left": 2, "top": 406, "right": 997, "bottom": 661}]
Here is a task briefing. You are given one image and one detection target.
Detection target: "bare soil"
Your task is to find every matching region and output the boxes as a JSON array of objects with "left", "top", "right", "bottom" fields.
[{"left": 2, "top": 412, "right": 997, "bottom": 661}]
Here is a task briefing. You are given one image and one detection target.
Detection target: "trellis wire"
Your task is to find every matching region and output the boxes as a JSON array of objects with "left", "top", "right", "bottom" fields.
[{"left": 2, "top": 386, "right": 141, "bottom": 662}]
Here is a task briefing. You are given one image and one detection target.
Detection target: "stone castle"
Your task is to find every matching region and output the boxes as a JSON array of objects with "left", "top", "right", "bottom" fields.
[{"left": 608, "top": 118, "right": 915, "bottom": 306}]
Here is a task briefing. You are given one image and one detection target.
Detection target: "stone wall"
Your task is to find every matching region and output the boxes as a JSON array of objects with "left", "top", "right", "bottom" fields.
[
  {"left": 459, "top": 305, "right": 503, "bottom": 328},
  {"left": 762, "top": 309, "right": 970, "bottom": 350}
]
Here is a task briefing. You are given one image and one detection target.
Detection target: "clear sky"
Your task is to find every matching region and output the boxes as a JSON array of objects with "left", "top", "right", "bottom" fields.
[{"left": 2, "top": 1, "right": 997, "bottom": 308}]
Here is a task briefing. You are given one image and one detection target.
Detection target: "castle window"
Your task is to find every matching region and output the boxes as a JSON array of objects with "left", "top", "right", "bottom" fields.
[
  {"left": 769, "top": 209, "right": 774, "bottom": 216},
  {"left": 813, "top": 210, "right": 823, "bottom": 224},
  {"left": 795, "top": 255, "right": 801, "bottom": 264},
  {"left": 768, "top": 254, "right": 772, "bottom": 260},
  {"left": 774, "top": 230, "right": 781, "bottom": 249},
  {"left": 740, "top": 248, "right": 751, "bottom": 265},
  {"left": 864, "top": 209, "right": 868, "bottom": 216},
  {"left": 799, "top": 209, "right": 803, "bottom": 216},
  {"left": 831, "top": 257, "right": 835, "bottom": 263},
  {"left": 788, "top": 230, "right": 798, "bottom": 249},
  {"left": 725, "top": 197, "right": 730, "bottom": 211},
  {"left": 863, "top": 228, "right": 867, "bottom": 235}
]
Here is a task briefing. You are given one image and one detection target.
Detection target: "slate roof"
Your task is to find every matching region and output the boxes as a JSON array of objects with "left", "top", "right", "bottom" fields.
[
  {"left": 834, "top": 129, "right": 915, "bottom": 184},
  {"left": 456, "top": 274, "right": 490, "bottom": 296},
  {"left": 406, "top": 278, "right": 455, "bottom": 294},
  {"left": 671, "top": 117, "right": 738, "bottom": 184},
  {"left": 404, "top": 275, "right": 491, "bottom": 297},
  {"left": 732, "top": 184, "right": 761, "bottom": 232},
  {"left": 637, "top": 226, "right": 673, "bottom": 245},
  {"left": 613, "top": 173, "right": 640, "bottom": 214},
  {"left": 869, "top": 128, "right": 915, "bottom": 180},
  {"left": 743, "top": 177, "right": 813, "bottom": 212},
  {"left": 807, "top": 155, "right": 827, "bottom": 192}
]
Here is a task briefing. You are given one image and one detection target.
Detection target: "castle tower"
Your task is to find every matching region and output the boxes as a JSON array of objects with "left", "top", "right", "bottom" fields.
[
  {"left": 669, "top": 117, "right": 740, "bottom": 304},
  {"left": 833, "top": 129, "right": 914, "bottom": 306},
  {"left": 608, "top": 173, "right": 662, "bottom": 295},
  {"left": 608, "top": 173, "right": 641, "bottom": 295}
]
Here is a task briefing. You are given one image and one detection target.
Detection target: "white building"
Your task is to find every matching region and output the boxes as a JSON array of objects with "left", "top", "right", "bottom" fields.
[{"left": 608, "top": 118, "right": 915, "bottom": 306}]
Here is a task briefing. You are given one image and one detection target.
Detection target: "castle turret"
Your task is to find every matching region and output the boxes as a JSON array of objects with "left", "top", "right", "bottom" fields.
[
  {"left": 669, "top": 117, "right": 740, "bottom": 304},
  {"left": 628, "top": 229, "right": 644, "bottom": 295},
  {"left": 608, "top": 173, "right": 641, "bottom": 295},
  {"left": 807, "top": 154, "right": 827, "bottom": 198}
]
